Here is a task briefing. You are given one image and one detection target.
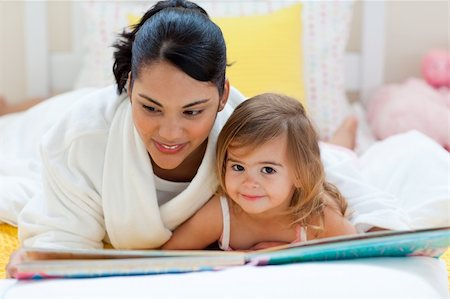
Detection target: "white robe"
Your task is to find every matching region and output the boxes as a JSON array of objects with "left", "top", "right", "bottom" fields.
[
  {"left": 0, "top": 86, "right": 447, "bottom": 249},
  {"left": 16, "top": 86, "right": 240, "bottom": 249}
]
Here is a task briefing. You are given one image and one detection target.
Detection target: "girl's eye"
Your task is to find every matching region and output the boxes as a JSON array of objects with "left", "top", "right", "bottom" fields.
[
  {"left": 143, "top": 105, "right": 160, "bottom": 113},
  {"left": 183, "top": 110, "right": 203, "bottom": 116},
  {"left": 262, "top": 167, "right": 276, "bottom": 174},
  {"left": 231, "top": 164, "right": 245, "bottom": 172}
]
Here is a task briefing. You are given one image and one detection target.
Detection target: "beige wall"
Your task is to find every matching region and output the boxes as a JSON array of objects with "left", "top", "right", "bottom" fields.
[
  {"left": 0, "top": 1, "right": 26, "bottom": 104},
  {"left": 0, "top": 1, "right": 449, "bottom": 103},
  {"left": 48, "top": 1, "right": 71, "bottom": 52},
  {"left": 348, "top": 0, "right": 449, "bottom": 82},
  {"left": 384, "top": 0, "right": 449, "bottom": 83}
]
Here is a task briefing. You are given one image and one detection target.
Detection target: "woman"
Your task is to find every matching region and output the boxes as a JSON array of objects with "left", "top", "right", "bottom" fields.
[
  {"left": 17, "top": 0, "right": 237, "bottom": 250},
  {"left": 5, "top": 0, "right": 448, "bottom": 276}
]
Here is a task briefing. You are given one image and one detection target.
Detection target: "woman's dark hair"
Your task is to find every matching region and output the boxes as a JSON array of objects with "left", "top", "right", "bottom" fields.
[{"left": 113, "top": 0, "right": 227, "bottom": 96}]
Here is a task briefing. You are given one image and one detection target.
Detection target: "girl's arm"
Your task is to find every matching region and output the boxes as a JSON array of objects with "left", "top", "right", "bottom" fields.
[
  {"left": 318, "top": 205, "right": 358, "bottom": 238},
  {"left": 311, "top": 196, "right": 357, "bottom": 240},
  {"left": 161, "top": 195, "right": 223, "bottom": 250}
]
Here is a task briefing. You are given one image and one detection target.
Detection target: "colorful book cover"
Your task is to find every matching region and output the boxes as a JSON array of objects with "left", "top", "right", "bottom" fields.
[
  {"left": 248, "top": 226, "right": 450, "bottom": 265},
  {"left": 15, "top": 226, "right": 450, "bottom": 279}
]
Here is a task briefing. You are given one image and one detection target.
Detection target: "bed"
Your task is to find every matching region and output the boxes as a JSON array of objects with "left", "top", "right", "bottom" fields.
[{"left": 0, "top": 1, "right": 449, "bottom": 298}]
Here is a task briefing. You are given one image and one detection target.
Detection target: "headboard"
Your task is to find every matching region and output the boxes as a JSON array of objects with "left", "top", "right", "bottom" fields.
[{"left": 23, "top": 1, "right": 385, "bottom": 104}]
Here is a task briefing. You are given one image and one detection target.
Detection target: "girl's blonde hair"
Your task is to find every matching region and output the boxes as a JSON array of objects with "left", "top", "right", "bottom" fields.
[{"left": 215, "top": 93, "right": 348, "bottom": 230}]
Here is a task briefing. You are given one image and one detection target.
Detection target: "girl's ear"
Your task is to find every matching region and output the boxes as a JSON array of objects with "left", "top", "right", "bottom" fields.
[
  {"left": 127, "top": 72, "right": 132, "bottom": 100},
  {"left": 218, "top": 79, "right": 230, "bottom": 112}
]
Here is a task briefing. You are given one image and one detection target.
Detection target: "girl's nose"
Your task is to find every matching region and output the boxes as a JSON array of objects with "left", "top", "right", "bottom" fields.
[{"left": 242, "top": 175, "right": 259, "bottom": 189}]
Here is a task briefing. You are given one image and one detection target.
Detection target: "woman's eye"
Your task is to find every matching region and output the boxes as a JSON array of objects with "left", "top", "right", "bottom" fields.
[
  {"left": 184, "top": 110, "right": 203, "bottom": 116},
  {"left": 231, "top": 164, "right": 244, "bottom": 172},
  {"left": 262, "top": 167, "right": 276, "bottom": 174},
  {"left": 143, "top": 105, "right": 159, "bottom": 113}
]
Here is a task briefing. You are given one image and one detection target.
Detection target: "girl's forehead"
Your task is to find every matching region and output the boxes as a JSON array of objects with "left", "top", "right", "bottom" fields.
[
  {"left": 227, "top": 134, "right": 288, "bottom": 158},
  {"left": 227, "top": 143, "right": 253, "bottom": 158},
  {"left": 229, "top": 133, "right": 287, "bottom": 148}
]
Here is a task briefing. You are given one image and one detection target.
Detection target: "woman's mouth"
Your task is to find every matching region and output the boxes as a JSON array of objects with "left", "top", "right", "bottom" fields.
[{"left": 154, "top": 140, "right": 186, "bottom": 154}]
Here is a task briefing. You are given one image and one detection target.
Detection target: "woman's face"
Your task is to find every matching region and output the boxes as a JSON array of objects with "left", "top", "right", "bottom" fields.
[{"left": 129, "top": 61, "right": 228, "bottom": 174}]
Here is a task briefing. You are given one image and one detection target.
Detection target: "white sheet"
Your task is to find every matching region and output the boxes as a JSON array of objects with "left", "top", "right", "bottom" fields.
[
  {"left": 359, "top": 130, "right": 450, "bottom": 229},
  {"left": 0, "top": 257, "right": 447, "bottom": 298}
]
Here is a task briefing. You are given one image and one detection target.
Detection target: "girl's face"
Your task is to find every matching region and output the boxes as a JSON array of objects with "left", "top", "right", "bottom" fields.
[
  {"left": 130, "top": 61, "right": 228, "bottom": 177},
  {"left": 224, "top": 134, "right": 296, "bottom": 217}
]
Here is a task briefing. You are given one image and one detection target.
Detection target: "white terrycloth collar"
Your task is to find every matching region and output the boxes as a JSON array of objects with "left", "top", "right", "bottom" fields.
[{"left": 101, "top": 99, "right": 222, "bottom": 249}]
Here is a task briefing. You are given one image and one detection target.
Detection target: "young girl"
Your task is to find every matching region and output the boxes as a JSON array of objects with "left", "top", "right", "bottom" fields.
[{"left": 162, "top": 93, "right": 357, "bottom": 250}]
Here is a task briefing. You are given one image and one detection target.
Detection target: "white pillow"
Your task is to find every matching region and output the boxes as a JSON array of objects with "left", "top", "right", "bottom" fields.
[{"left": 74, "top": 1, "right": 353, "bottom": 140}]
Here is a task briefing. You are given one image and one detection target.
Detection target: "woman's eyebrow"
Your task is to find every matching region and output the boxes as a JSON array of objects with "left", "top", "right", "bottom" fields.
[
  {"left": 138, "top": 93, "right": 209, "bottom": 108},
  {"left": 182, "top": 99, "right": 210, "bottom": 108},
  {"left": 138, "top": 93, "right": 162, "bottom": 107}
]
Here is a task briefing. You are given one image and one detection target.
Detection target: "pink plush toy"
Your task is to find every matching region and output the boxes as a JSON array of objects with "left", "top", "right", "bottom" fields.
[
  {"left": 367, "top": 49, "right": 450, "bottom": 150},
  {"left": 422, "top": 49, "right": 450, "bottom": 89}
]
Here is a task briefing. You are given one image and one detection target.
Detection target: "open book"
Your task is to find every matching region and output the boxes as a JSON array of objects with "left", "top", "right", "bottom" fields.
[{"left": 15, "top": 226, "right": 450, "bottom": 279}]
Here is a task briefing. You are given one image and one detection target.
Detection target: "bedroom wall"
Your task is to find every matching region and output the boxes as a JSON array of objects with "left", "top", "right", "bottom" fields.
[
  {"left": 0, "top": 1, "right": 448, "bottom": 103},
  {"left": 347, "top": 0, "right": 449, "bottom": 83},
  {"left": 0, "top": 1, "right": 26, "bottom": 104},
  {"left": 384, "top": 1, "right": 449, "bottom": 83}
]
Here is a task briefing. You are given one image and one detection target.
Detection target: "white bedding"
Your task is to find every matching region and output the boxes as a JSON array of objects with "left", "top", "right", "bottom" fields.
[
  {"left": 0, "top": 84, "right": 448, "bottom": 299},
  {"left": 0, "top": 257, "right": 448, "bottom": 298},
  {"left": 0, "top": 89, "right": 449, "bottom": 298}
]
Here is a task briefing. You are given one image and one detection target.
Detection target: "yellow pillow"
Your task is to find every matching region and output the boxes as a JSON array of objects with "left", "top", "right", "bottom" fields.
[
  {"left": 128, "top": 3, "right": 305, "bottom": 107},
  {"left": 213, "top": 3, "right": 305, "bottom": 106}
]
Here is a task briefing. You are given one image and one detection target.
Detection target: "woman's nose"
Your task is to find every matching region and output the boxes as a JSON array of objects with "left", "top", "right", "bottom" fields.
[{"left": 158, "top": 118, "right": 183, "bottom": 141}]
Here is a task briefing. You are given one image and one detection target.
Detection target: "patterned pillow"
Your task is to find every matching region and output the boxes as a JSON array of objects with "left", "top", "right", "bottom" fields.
[{"left": 74, "top": 1, "right": 353, "bottom": 139}]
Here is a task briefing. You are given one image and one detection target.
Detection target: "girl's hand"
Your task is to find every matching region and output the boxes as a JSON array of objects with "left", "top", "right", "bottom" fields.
[
  {"left": 368, "top": 226, "right": 388, "bottom": 232},
  {"left": 6, "top": 248, "right": 26, "bottom": 278},
  {"left": 250, "top": 241, "right": 289, "bottom": 251}
]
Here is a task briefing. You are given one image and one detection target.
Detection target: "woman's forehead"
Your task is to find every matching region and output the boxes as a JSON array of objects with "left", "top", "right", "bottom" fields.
[{"left": 133, "top": 62, "right": 219, "bottom": 106}]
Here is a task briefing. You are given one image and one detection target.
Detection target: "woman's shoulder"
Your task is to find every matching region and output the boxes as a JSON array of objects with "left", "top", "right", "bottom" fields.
[
  {"left": 42, "top": 85, "right": 128, "bottom": 155},
  {"left": 66, "top": 85, "right": 127, "bottom": 128}
]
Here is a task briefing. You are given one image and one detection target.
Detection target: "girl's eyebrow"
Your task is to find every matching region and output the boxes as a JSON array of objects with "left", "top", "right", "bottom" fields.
[
  {"left": 138, "top": 93, "right": 210, "bottom": 108},
  {"left": 259, "top": 161, "right": 283, "bottom": 167},
  {"left": 227, "top": 157, "right": 283, "bottom": 167},
  {"left": 227, "top": 158, "right": 243, "bottom": 164}
]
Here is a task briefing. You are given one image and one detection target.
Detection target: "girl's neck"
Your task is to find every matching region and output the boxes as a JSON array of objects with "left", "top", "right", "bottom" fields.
[{"left": 152, "top": 139, "right": 208, "bottom": 182}]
